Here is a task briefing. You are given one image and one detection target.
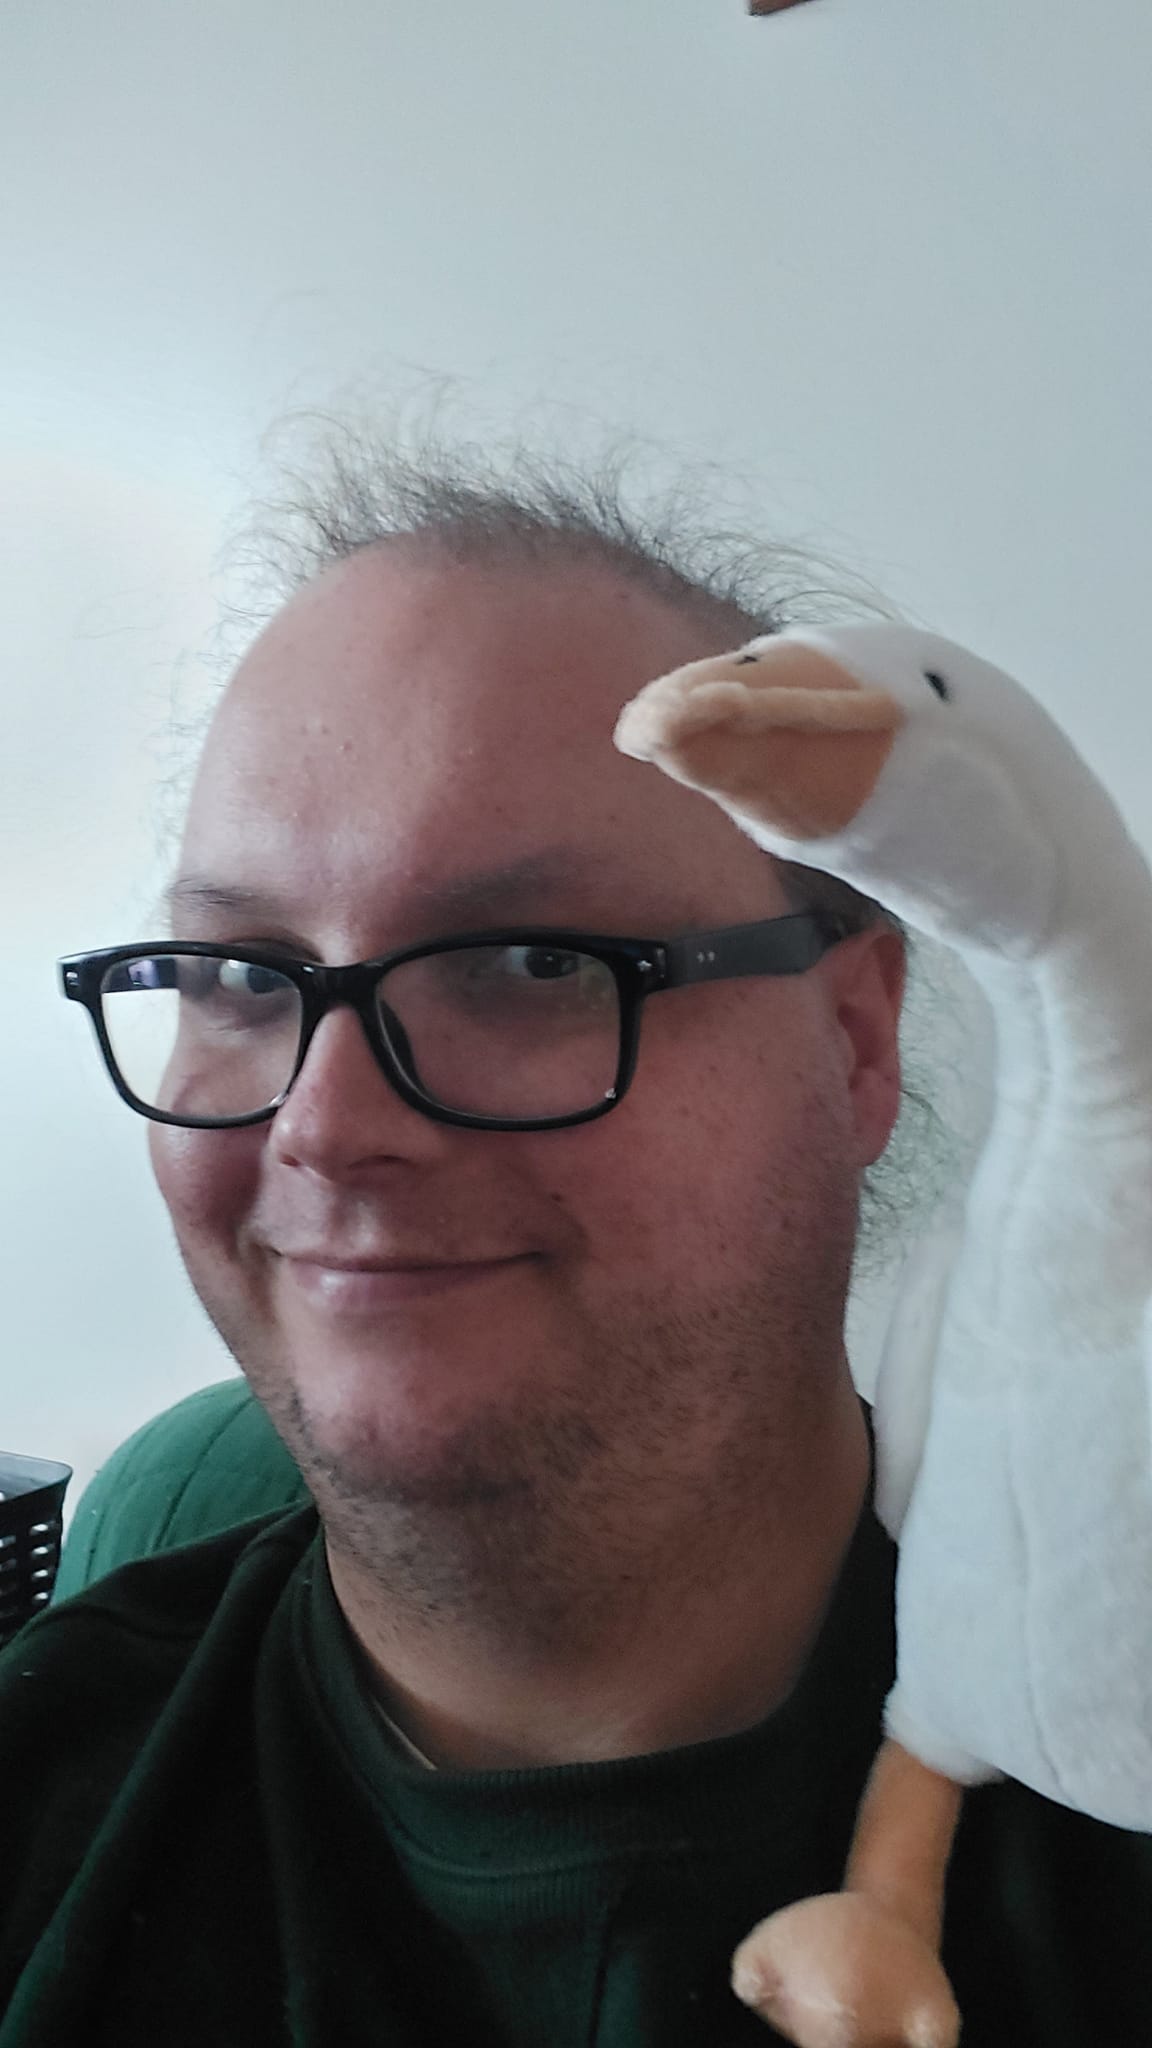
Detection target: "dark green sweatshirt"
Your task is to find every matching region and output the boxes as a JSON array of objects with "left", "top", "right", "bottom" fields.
[{"left": 1, "top": 1497, "right": 1150, "bottom": 2047}]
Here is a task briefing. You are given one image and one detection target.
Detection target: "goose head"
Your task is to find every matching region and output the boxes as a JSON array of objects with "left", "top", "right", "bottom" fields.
[{"left": 615, "top": 623, "right": 1131, "bottom": 962}]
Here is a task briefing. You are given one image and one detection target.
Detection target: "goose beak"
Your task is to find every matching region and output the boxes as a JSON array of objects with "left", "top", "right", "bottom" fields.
[{"left": 615, "top": 643, "right": 905, "bottom": 842}]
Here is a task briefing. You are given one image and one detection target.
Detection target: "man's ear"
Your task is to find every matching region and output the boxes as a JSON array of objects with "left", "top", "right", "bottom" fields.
[{"left": 823, "top": 925, "right": 907, "bottom": 1167}]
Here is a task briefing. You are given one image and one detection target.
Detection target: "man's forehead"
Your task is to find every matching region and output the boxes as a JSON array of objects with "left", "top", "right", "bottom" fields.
[
  {"left": 175, "top": 547, "right": 780, "bottom": 936},
  {"left": 222, "top": 544, "right": 746, "bottom": 731},
  {"left": 193, "top": 552, "right": 741, "bottom": 816}
]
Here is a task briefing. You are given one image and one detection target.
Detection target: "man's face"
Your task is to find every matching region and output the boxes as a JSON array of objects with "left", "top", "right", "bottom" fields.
[{"left": 151, "top": 547, "right": 903, "bottom": 1539}]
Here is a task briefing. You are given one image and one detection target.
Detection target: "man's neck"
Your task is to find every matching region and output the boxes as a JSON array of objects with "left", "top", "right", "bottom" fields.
[{"left": 323, "top": 1388, "right": 870, "bottom": 1771}]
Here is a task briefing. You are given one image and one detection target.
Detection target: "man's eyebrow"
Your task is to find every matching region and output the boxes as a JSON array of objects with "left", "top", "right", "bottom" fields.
[
  {"left": 161, "top": 850, "right": 624, "bottom": 927},
  {"left": 161, "top": 879, "right": 276, "bottom": 920}
]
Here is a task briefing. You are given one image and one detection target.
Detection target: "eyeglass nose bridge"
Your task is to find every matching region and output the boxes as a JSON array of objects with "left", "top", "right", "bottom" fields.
[{"left": 287, "top": 960, "right": 421, "bottom": 1111}]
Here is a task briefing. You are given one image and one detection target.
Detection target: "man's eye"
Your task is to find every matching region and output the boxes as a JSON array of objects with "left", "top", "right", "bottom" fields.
[
  {"left": 492, "top": 947, "right": 616, "bottom": 1010},
  {"left": 503, "top": 946, "right": 581, "bottom": 980},
  {"left": 215, "top": 959, "right": 285, "bottom": 997}
]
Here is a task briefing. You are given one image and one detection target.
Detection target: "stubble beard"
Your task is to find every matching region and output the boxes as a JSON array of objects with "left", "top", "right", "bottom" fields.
[{"left": 176, "top": 1149, "right": 863, "bottom": 1651}]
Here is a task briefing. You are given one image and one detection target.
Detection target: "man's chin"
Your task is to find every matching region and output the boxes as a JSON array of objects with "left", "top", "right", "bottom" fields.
[
  {"left": 247, "top": 1355, "right": 595, "bottom": 1516},
  {"left": 303, "top": 1414, "right": 535, "bottom": 1512}
]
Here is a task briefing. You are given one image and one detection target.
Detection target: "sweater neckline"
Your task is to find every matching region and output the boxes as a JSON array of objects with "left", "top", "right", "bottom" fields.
[{"left": 296, "top": 1491, "right": 897, "bottom": 1883}]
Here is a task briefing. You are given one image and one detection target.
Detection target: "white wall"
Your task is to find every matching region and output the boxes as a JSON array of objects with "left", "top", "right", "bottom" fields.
[{"left": 3, "top": 0, "right": 1150, "bottom": 1522}]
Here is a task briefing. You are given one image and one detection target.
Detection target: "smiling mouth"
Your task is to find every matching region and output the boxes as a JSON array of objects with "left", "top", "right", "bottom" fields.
[{"left": 277, "top": 1251, "right": 537, "bottom": 1310}]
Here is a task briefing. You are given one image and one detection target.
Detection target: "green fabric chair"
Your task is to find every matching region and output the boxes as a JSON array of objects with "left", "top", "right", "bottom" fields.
[{"left": 53, "top": 1378, "right": 311, "bottom": 1601}]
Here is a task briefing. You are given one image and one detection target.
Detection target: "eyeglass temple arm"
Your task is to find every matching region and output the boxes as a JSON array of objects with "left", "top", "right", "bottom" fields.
[{"left": 659, "top": 913, "right": 851, "bottom": 990}]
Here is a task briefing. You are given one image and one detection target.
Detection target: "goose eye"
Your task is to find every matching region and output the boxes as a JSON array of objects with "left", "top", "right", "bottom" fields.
[
  {"left": 733, "top": 652, "right": 760, "bottom": 666},
  {"left": 923, "top": 670, "right": 950, "bottom": 702}
]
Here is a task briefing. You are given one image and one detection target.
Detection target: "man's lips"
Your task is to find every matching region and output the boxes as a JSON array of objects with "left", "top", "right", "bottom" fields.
[
  {"left": 271, "top": 1248, "right": 539, "bottom": 1310},
  {"left": 273, "top": 1248, "right": 536, "bottom": 1270}
]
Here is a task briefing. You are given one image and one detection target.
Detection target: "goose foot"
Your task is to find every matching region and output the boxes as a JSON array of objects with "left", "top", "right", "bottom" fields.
[{"left": 731, "top": 1892, "right": 960, "bottom": 2048}]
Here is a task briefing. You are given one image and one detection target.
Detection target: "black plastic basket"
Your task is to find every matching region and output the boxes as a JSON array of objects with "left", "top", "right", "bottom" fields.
[{"left": 0, "top": 1453, "right": 73, "bottom": 1651}]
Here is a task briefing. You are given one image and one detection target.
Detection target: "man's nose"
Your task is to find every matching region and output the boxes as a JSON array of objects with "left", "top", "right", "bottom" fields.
[{"left": 267, "top": 1005, "right": 447, "bottom": 1175}]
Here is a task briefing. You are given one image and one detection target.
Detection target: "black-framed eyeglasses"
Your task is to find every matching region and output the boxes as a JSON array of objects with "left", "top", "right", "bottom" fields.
[{"left": 58, "top": 911, "right": 851, "bottom": 1134}]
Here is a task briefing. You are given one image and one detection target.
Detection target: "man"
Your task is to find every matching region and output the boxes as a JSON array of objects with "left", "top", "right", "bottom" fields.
[{"left": 2, "top": 448, "right": 1149, "bottom": 2047}]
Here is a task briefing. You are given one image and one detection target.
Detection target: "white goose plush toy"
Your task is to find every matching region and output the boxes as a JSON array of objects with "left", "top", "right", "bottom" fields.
[{"left": 614, "top": 624, "right": 1152, "bottom": 2048}]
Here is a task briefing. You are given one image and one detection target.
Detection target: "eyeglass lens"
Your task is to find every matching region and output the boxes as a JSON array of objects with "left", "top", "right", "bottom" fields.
[{"left": 99, "top": 945, "right": 623, "bottom": 1123}]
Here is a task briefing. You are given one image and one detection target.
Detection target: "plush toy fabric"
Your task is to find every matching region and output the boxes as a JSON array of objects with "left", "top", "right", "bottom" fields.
[{"left": 615, "top": 623, "right": 1152, "bottom": 2045}]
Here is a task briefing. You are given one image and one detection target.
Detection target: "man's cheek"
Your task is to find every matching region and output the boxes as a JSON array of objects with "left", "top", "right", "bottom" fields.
[
  {"left": 148, "top": 1122, "right": 260, "bottom": 1240},
  {"left": 554, "top": 1133, "right": 721, "bottom": 1268}
]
